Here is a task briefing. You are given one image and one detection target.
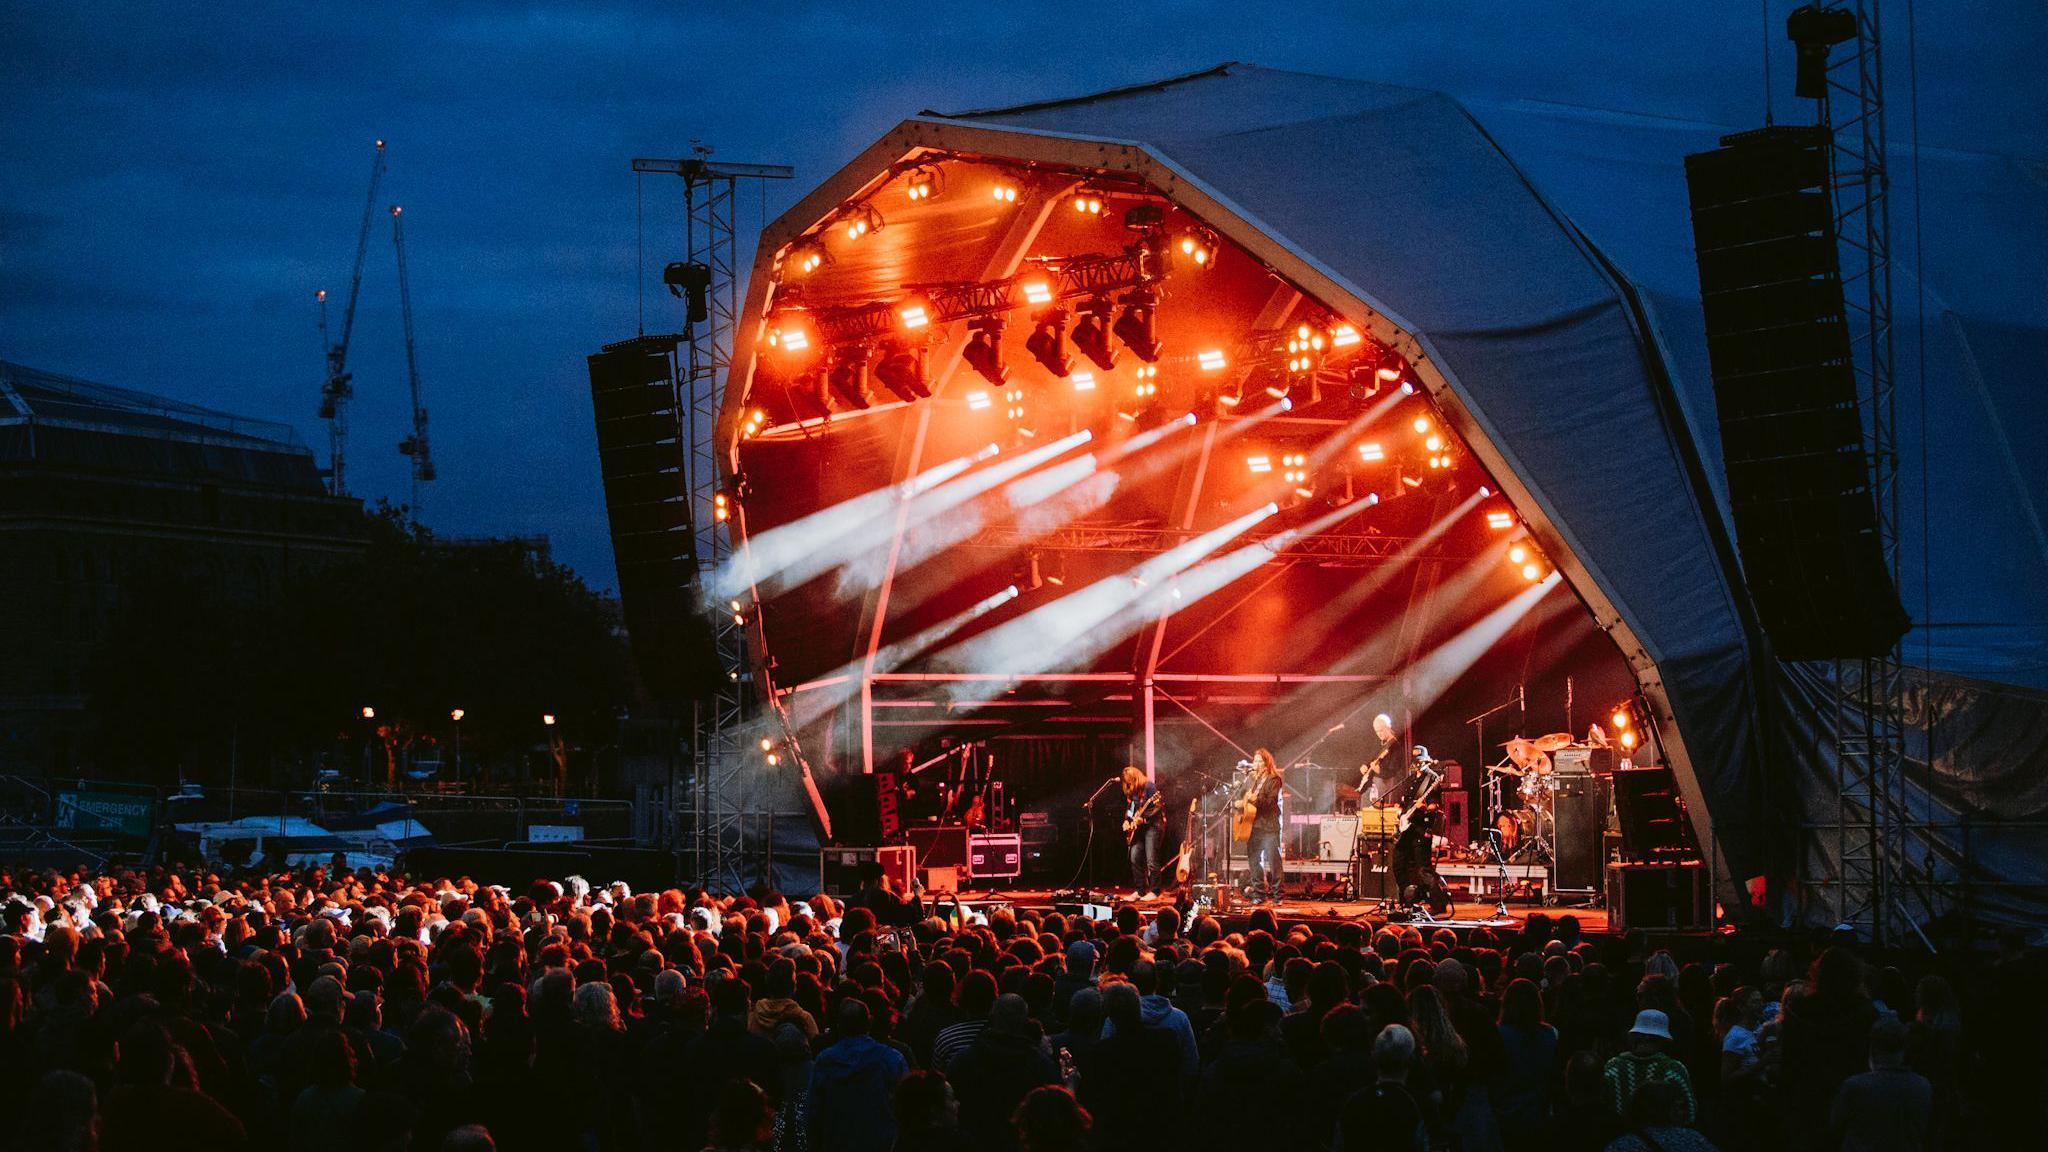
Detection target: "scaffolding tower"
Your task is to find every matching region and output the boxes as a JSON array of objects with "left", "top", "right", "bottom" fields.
[
  {"left": 1813, "top": 1, "right": 1940, "bottom": 946},
  {"left": 633, "top": 154, "right": 792, "bottom": 890}
]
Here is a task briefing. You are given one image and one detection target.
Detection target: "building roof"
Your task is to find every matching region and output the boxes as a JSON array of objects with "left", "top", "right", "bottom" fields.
[{"left": 0, "top": 359, "right": 326, "bottom": 490}]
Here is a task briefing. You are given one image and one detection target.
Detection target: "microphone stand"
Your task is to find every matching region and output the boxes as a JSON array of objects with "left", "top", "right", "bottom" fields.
[
  {"left": 1065, "top": 775, "right": 1123, "bottom": 896},
  {"left": 1484, "top": 828, "right": 1512, "bottom": 919},
  {"left": 1465, "top": 689, "right": 1524, "bottom": 816}
]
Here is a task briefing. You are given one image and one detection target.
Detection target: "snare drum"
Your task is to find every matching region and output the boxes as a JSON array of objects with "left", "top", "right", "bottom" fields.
[{"left": 1518, "top": 772, "right": 1555, "bottom": 811}]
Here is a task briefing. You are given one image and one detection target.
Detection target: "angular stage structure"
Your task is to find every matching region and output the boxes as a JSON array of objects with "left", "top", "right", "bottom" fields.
[{"left": 705, "top": 65, "right": 2048, "bottom": 940}]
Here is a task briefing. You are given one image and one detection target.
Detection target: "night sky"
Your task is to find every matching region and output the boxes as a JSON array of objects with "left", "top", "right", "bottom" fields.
[{"left": 4, "top": 2, "right": 2039, "bottom": 589}]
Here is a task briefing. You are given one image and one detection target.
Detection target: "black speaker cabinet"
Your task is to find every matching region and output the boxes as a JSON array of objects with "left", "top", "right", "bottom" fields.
[
  {"left": 1684, "top": 126, "right": 1907, "bottom": 659},
  {"left": 1552, "top": 775, "right": 1610, "bottom": 892},
  {"left": 1607, "top": 861, "right": 1708, "bottom": 932}
]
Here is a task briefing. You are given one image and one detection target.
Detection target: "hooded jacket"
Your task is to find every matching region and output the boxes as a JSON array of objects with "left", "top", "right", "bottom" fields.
[
  {"left": 1102, "top": 993, "right": 1200, "bottom": 1080},
  {"left": 805, "top": 1034, "right": 908, "bottom": 1152}
]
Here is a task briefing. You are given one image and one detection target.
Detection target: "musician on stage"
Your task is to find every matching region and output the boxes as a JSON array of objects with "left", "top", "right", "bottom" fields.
[
  {"left": 1120, "top": 766, "right": 1165, "bottom": 898},
  {"left": 1393, "top": 803, "right": 1452, "bottom": 915},
  {"left": 1242, "top": 749, "right": 1285, "bottom": 904},
  {"left": 1364, "top": 713, "right": 1411, "bottom": 805}
]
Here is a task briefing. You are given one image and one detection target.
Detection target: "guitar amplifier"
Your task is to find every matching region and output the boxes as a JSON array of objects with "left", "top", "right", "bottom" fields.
[
  {"left": 906, "top": 823, "right": 968, "bottom": 869},
  {"left": 820, "top": 845, "right": 916, "bottom": 894},
  {"left": 1552, "top": 747, "right": 1616, "bottom": 776},
  {"left": 968, "top": 833, "right": 1022, "bottom": 880},
  {"left": 1318, "top": 816, "right": 1359, "bottom": 863}
]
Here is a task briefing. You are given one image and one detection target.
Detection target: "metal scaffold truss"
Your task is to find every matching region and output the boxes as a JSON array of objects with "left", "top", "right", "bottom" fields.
[
  {"left": 1807, "top": 1, "right": 1942, "bottom": 947},
  {"left": 960, "top": 520, "right": 1464, "bottom": 567},
  {"left": 634, "top": 153, "right": 793, "bottom": 890}
]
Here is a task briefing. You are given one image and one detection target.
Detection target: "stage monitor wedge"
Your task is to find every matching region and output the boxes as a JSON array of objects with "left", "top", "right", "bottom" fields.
[
  {"left": 1684, "top": 125, "right": 1908, "bottom": 661},
  {"left": 587, "top": 337, "right": 725, "bottom": 703}
]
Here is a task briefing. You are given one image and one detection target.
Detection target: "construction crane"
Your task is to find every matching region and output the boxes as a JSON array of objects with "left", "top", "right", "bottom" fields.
[
  {"left": 389, "top": 203, "right": 434, "bottom": 517},
  {"left": 317, "top": 139, "right": 387, "bottom": 497}
]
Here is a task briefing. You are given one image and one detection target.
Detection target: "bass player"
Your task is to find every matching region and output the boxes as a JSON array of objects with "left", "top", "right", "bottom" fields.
[
  {"left": 1120, "top": 766, "right": 1166, "bottom": 898},
  {"left": 1362, "top": 713, "right": 1411, "bottom": 805}
]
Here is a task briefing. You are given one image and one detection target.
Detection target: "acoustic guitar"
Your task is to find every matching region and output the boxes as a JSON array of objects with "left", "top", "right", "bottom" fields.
[{"left": 1174, "top": 798, "right": 1198, "bottom": 885}]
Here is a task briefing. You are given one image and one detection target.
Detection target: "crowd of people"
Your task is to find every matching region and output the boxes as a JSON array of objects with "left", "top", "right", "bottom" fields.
[{"left": 0, "top": 858, "right": 2039, "bottom": 1152}]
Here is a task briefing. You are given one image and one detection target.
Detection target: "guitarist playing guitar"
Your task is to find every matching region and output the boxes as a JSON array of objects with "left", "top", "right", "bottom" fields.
[
  {"left": 1120, "top": 767, "right": 1166, "bottom": 898},
  {"left": 1237, "top": 750, "right": 1286, "bottom": 904},
  {"left": 1361, "top": 713, "right": 1411, "bottom": 805}
]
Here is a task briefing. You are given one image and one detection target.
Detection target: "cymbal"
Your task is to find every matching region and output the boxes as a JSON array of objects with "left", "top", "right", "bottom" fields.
[
  {"left": 1532, "top": 732, "right": 1577, "bottom": 752},
  {"left": 1488, "top": 763, "right": 1524, "bottom": 777}
]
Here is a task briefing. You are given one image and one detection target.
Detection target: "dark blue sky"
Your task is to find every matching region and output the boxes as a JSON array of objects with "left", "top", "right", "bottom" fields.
[{"left": 4, "top": 2, "right": 2038, "bottom": 589}]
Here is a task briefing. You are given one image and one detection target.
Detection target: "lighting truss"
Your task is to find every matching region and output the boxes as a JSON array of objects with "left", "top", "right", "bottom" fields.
[{"left": 958, "top": 520, "right": 1461, "bottom": 568}]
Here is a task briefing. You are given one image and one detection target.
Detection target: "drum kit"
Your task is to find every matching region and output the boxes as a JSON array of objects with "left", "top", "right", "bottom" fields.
[{"left": 1488, "top": 731, "right": 1575, "bottom": 859}]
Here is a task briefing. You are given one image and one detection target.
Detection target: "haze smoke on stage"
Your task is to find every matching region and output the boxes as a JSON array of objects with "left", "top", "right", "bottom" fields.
[
  {"left": 714, "top": 449, "right": 987, "bottom": 600},
  {"left": 1402, "top": 570, "right": 1563, "bottom": 717},
  {"left": 930, "top": 502, "right": 1282, "bottom": 700},
  {"left": 824, "top": 430, "right": 1093, "bottom": 599},
  {"left": 787, "top": 582, "right": 1023, "bottom": 729},
  {"left": 1290, "top": 490, "right": 1486, "bottom": 642}
]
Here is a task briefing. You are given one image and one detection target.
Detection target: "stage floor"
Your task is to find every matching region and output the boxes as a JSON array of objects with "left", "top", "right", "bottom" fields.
[{"left": 956, "top": 887, "right": 1612, "bottom": 936}]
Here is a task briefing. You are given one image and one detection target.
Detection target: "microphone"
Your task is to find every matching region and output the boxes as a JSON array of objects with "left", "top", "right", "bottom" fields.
[{"left": 1519, "top": 684, "right": 1526, "bottom": 711}]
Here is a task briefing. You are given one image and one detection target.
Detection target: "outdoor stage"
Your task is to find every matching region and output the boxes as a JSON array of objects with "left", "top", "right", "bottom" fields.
[{"left": 951, "top": 886, "right": 1617, "bottom": 938}]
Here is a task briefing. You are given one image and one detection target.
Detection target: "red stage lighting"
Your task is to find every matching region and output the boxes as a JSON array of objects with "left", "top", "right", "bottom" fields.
[
  {"left": 1072, "top": 297, "right": 1118, "bottom": 372},
  {"left": 903, "top": 165, "right": 941, "bottom": 202},
  {"left": 1025, "top": 309, "right": 1074, "bottom": 377},
  {"left": 768, "top": 311, "right": 818, "bottom": 356},
  {"left": 788, "top": 238, "right": 828, "bottom": 277},
  {"left": 1113, "top": 287, "right": 1162, "bottom": 362},
  {"left": 964, "top": 316, "right": 1009, "bottom": 386},
  {"left": 874, "top": 341, "right": 931, "bottom": 402}
]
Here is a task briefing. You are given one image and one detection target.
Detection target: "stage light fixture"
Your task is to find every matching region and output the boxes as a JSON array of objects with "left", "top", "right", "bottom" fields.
[
  {"left": 1357, "top": 442, "right": 1384, "bottom": 461},
  {"left": 1425, "top": 435, "right": 1443, "bottom": 452},
  {"left": 1787, "top": 4, "right": 1858, "bottom": 100},
  {"left": 826, "top": 345, "right": 873, "bottom": 410},
  {"left": 1478, "top": 486, "right": 1492, "bottom": 497},
  {"left": 990, "top": 181, "right": 1019, "bottom": 203},
  {"left": 904, "top": 165, "right": 941, "bottom": 201},
  {"left": 1131, "top": 364, "right": 1158, "bottom": 399},
  {"left": 789, "top": 238, "right": 828, "bottom": 276},
  {"left": 740, "top": 408, "right": 766, "bottom": 439},
  {"left": 964, "top": 315, "right": 1009, "bottom": 386},
  {"left": 874, "top": 341, "right": 932, "bottom": 401},
  {"left": 714, "top": 492, "right": 731, "bottom": 522},
  {"left": 1620, "top": 730, "right": 1637, "bottom": 750},
  {"left": 1509, "top": 545, "right": 1529, "bottom": 564},
  {"left": 1611, "top": 707, "right": 1630, "bottom": 731},
  {"left": 768, "top": 312, "right": 817, "bottom": 355},
  {"left": 1487, "top": 511, "right": 1515, "bottom": 529},
  {"left": 1330, "top": 324, "right": 1362, "bottom": 348},
  {"left": 1072, "top": 297, "right": 1118, "bottom": 371},
  {"left": 1413, "top": 415, "right": 1432, "bottom": 434},
  {"left": 1071, "top": 370, "right": 1096, "bottom": 392},
  {"left": 966, "top": 390, "right": 992, "bottom": 411},
  {"left": 1521, "top": 562, "right": 1542, "bottom": 582},
  {"left": 1071, "top": 192, "right": 1104, "bottom": 215},
  {"left": 897, "top": 300, "right": 931, "bottom": 330},
  {"left": 1025, "top": 308, "right": 1074, "bottom": 377},
  {"left": 1112, "top": 287, "right": 1161, "bottom": 362},
  {"left": 841, "top": 203, "right": 883, "bottom": 241},
  {"left": 1176, "top": 228, "right": 1219, "bottom": 270},
  {"left": 1021, "top": 280, "right": 1054, "bottom": 306},
  {"left": 1401, "top": 381, "right": 1416, "bottom": 395},
  {"left": 1198, "top": 349, "right": 1227, "bottom": 372},
  {"left": 1247, "top": 454, "right": 1272, "bottom": 474}
]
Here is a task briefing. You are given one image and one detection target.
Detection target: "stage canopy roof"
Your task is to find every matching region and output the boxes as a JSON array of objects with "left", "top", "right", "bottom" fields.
[{"left": 728, "top": 64, "right": 2048, "bottom": 929}]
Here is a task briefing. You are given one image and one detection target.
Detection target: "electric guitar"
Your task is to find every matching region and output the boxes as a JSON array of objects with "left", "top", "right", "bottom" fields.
[
  {"left": 1396, "top": 756, "right": 1442, "bottom": 833},
  {"left": 1122, "top": 791, "right": 1163, "bottom": 844}
]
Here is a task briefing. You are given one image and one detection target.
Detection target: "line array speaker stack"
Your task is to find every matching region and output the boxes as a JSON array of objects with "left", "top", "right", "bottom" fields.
[
  {"left": 587, "top": 337, "right": 724, "bottom": 702},
  {"left": 1683, "top": 126, "right": 1908, "bottom": 660}
]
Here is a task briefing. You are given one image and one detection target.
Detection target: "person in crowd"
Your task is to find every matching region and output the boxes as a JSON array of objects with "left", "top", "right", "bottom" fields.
[
  {"left": 1604, "top": 1080, "right": 1718, "bottom": 1152},
  {"left": 1782, "top": 946, "right": 1879, "bottom": 1147},
  {"left": 1010, "top": 1085, "right": 1090, "bottom": 1152},
  {"left": 1831, "top": 1015, "right": 1933, "bottom": 1152},
  {"left": 1336, "top": 1023, "right": 1428, "bottom": 1152},
  {"left": 1076, "top": 981, "right": 1180, "bottom": 1146},
  {"left": 1494, "top": 977, "right": 1557, "bottom": 1149},
  {"left": 806, "top": 998, "right": 909, "bottom": 1152},
  {"left": 1603, "top": 1010, "right": 1694, "bottom": 1126},
  {"left": 891, "top": 1070, "right": 971, "bottom": 1152},
  {"left": 947, "top": 994, "right": 1058, "bottom": 1152}
]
